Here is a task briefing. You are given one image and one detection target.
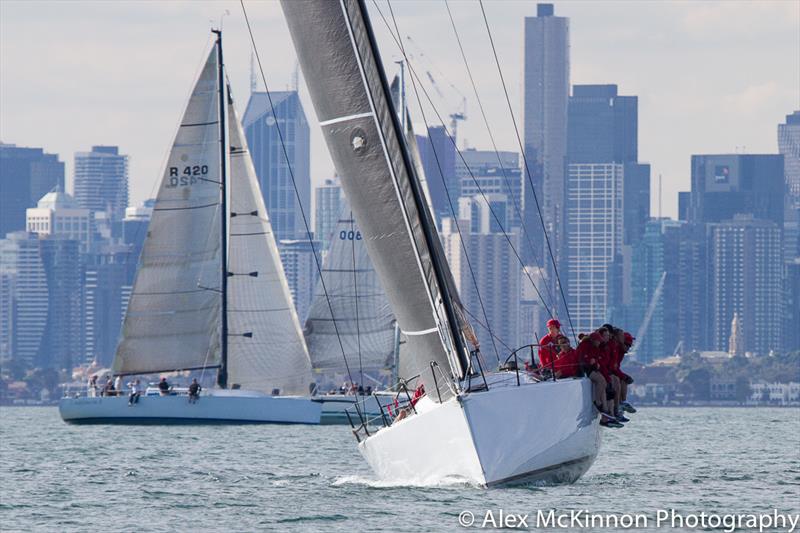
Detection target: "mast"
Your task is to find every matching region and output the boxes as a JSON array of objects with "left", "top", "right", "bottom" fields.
[
  {"left": 213, "top": 29, "right": 229, "bottom": 389},
  {"left": 353, "top": 0, "right": 470, "bottom": 378}
]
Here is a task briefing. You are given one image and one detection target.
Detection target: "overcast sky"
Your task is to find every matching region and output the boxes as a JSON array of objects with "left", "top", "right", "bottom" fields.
[{"left": 1, "top": 0, "right": 798, "bottom": 219}]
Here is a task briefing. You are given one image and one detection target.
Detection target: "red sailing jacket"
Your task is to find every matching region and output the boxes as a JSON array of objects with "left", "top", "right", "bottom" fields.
[
  {"left": 553, "top": 347, "right": 581, "bottom": 378},
  {"left": 538, "top": 334, "right": 556, "bottom": 368}
]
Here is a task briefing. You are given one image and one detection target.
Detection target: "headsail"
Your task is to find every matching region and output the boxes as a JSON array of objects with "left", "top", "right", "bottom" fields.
[
  {"left": 304, "top": 199, "right": 395, "bottom": 377},
  {"left": 281, "top": 0, "right": 472, "bottom": 386},
  {"left": 225, "top": 99, "right": 314, "bottom": 395},
  {"left": 113, "top": 50, "right": 222, "bottom": 376}
]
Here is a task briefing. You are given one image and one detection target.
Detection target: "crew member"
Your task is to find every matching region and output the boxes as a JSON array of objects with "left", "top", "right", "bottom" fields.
[
  {"left": 538, "top": 318, "right": 561, "bottom": 368},
  {"left": 576, "top": 332, "right": 622, "bottom": 428}
]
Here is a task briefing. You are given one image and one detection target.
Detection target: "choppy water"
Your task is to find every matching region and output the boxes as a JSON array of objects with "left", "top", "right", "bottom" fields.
[{"left": 1, "top": 407, "right": 798, "bottom": 532}]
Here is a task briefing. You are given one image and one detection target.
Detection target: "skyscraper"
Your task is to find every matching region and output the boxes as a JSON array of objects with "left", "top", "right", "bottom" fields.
[
  {"left": 456, "top": 150, "right": 523, "bottom": 230},
  {"left": 416, "top": 126, "right": 458, "bottom": 223},
  {"left": 73, "top": 146, "right": 129, "bottom": 222},
  {"left": 83, "top": 252, "right": 129, "bottom": 367},
  {"left": 278, "top": 238, "right": 320, "bottom": 323},
  {"left": 442, "top": 197, "right": 520, "bottom": 359},
  {"left": 243, "top": 91, "right": 311, "bottom": 241},
  {"left": 26, "top": 188, "right": 92, "bottom": 253},
  {"left": 686, "top": 154, "right": 784, "bottom": 228},
  {"left": 0, "top": 143, "right": 64, "bottom": 238},
  {"left": 564, "top": 163, "right": 623, "bottom": 333},
  {"left": 38, "top": 236, "right": 82, "bottom": 369},
  {"left": 522, "top": 3, "right": 569, "bottom": 266},
  {"left": 315, "top": 178, "right": 342, "bottom": 252},
  {"left": 709, "top": 215, "right": 782, "bottom": 355},
  {"left": 779, "top": 111, "right": 800, "bottom": 204}
]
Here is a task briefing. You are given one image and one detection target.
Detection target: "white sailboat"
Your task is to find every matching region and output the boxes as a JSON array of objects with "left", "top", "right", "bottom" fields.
[
  {"left": 59, "top": 31, "right": 320, "bottom": 424},
  {"left": 281, "top": 0, "right": 601, "bottom": 485}
]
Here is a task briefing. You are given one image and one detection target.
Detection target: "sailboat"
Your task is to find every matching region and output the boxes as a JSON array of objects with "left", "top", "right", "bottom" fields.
[
  {"left": 281, "top": 0, "right": 600, "bottom": 485},
  {"left": 59, "top": 31, "right": 321, "bottom": 424}
]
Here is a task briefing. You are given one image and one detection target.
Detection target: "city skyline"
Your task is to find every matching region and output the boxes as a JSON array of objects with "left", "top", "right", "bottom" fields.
[{"left": 1, "top": 1, "right": 797, "bottom": 221}]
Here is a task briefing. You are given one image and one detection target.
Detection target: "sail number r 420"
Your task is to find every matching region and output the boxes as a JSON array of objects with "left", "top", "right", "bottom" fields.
[{"left": 167, "top": 165, "right": 209, "bottom": 187}]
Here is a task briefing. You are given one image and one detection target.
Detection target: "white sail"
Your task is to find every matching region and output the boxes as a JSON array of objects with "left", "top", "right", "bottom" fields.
[
  {"left": 113, "top": 50, "right": 222, "bottom": 375},
  {"left": 304, "top": 200, "right": 395, "bottom": 376},
  {"left": 225, "top": 100, "right": 314, "bottom": 395}
]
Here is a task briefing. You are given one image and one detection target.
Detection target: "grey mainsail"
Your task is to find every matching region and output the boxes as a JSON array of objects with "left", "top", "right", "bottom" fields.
[
  {"left": 113, "top": 50, "right": 222, "bottom": 375},
  {"left": 304, "top": 200, "right": 395, "bottom": 377},
  {"left": 281, "top": 0, "right": 472, "bottom": 386}
]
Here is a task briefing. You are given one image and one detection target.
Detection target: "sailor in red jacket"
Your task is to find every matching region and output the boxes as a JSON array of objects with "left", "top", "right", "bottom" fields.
[
  {"left": 597, "top": 326, "right": 623, "bottom": 419},
  {"left": 551, "top": 335, "right": 580, "bottom": 378},
  {"left": 575, "top": 333, "right": 622, "bottom": 428},
  {"left": 537, "top": 318, "right": 561, "bottom": 370}
]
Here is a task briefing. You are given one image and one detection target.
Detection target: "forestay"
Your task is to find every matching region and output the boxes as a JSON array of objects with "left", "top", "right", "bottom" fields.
[
  {"left": 225, "top": 100, "right": 314, "bottom": 396},
  {"left": 281, "top": 0, "right": 472, "bottom": 387},
  {"left": 113, "top": 50, "right": 222, "bottom": 376},
  {"left": 304, "top": 199, "right": 396, "bottom": 376}
]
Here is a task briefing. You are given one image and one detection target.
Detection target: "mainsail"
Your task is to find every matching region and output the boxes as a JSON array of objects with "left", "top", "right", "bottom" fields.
[
  {"left": 281, "top": 0, "right": 472, "bottom": 386},
  {"left": 226, "top": 100, "right": 313, "bottom": 395},
  {"left": 304, "top": 200, "right": 396, "bottom": 377},
  {"left": 113, "top": 50, "right": 222, "bottom": 375}
]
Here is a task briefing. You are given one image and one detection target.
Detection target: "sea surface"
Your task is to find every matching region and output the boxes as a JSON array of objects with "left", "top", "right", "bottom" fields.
[{"left": 1, "top": 407, "right": 798, "bottom": 532}]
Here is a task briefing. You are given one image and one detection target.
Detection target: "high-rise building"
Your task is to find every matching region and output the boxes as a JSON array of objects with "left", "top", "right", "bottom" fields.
[
  {"left": 0, "top": 143, "right": 64, "bottom": 238},
  {"left": 778, "top": 111, "right": 800, "bottom": 204},
  {"left": 709, "top": 215, "right": 782, "bottom": 355},
  {"left": 26, "top": 188, "right": 92, "bottom": 253},
  {"left": 565, "top": 163, "right": 623, "bottom": 333},
  {"left": 83, "top": 251, "right": 129, "bottom": 367},
  {"left": 0, "top": 232, "right": 48, "bottom": 371},
  {"left": 458, "top": 156, "right": 523, "bottom": 230},
  {"left": 442, "top": 197, "right": 520, "bottom": 359},
  {"left": 416, "top": 126, "right": 458, "bottom": 223},
  {"left": 122, "top": 199, "right": 154, "bottom": 284},
  {"left": 278, "top": 239, "right": 320, "bottom": 323},
  {"left": 315, "top": 178, "right": 342, "bottom": 252},
  {"left": 243, "top": 91, "right": 311, "bottom": 241},
  {"left": 686, "top": 154, "right": 784, "bottom": 228},
  {"left": 522, "top": 3, "right": 569, "bottom": 266},
  {"left": 38, "top": 237, "right": 82, "bottom": 369},
  {"left": 455, "top": 149, "right": 519, "bottom": 180},
  {"left": 73, "top": 146, "right": 129, "bottom": 222},
  {"left": 785, "top": 259, "right": 800, "bottom": 352}
]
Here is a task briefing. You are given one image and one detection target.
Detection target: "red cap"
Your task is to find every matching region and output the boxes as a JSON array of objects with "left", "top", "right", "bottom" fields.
[
  {"left": 624, "top": 332, "right": 634, "bottom": 345},
  {"left": 546, "top": 318, "right": 561, "bottom": 329}
]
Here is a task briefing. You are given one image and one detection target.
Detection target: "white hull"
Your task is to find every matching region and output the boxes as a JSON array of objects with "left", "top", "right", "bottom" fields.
[
  {"left": 59, "top": 389, "right": 321, "bottom": 425},
  {"left": 357, "top": 377, "right": 601, "bottom": 486}
]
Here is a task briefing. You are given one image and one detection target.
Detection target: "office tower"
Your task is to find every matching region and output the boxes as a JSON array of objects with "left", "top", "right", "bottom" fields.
[
  {"left": 416, "top": 126, "right": 458, "bottom": 223},
  {"left": 441, "top": 197, "right": 520, "bottom": 359},
  {"left": 522, "top": 3, "right": 569, "bottom": 265},
  {"left": 0, "top": 232, "right": 47, "bottom": 372},
  {"left": 243, "top": 91, "right": 311, "bottom": 241},
  {"left": 0, "top": 143, "right": 64, "bottom": 238},
  {"left": 568, "top": 84, "right": 649, "bottom": 245},
  {"left": 37, "top": 236, "right": 82, "bottom": 369},
  {"left": 83, "top": 252, "right": 129, "bottom": 367},
  {"left": 686, "top": 154, "right": 784, "bottom": 228},
  {"left": 709, "top": 215, "right": 782, "bottom": 355},
  {"left": 315, "top": 178, "right": 342, "bottom": 252},
  {"left": 26, "top": 188, "right": 92, "bottom": 253},
  {"left": 518, "top": 265, "right": 549, "bottom": 349},
  {"left": 785, "top": 259, "right": 800, "bottom": 351},
  {"left": 455, "top": 149, "right": 519, "bottom": 180},
  {"left": 122, "top": 200, "right": 154, "bottom": 283},
  {"left": 779, "top": 111, "right": 800, "bottom": 204},
  {"left": 73, "top": 146, "right": 129, "bottom": 222},
  {"left": 278, "top": 239, "right": 321, "bottom": 323},
  {"left": 564, "top": 163, "right": 623, "bottom": 333}
]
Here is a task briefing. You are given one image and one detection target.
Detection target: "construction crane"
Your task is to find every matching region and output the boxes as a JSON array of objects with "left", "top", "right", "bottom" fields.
[{"left": 630, "top": 271, "right": 667, "bottom": 361}]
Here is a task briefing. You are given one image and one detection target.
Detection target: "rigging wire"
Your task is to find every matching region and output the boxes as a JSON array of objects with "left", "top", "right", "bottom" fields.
[
  {"left": 370, "top": 0, "right": 556, "bottom": 322},
  {"left": 385, "top": 3, "right": 501, "bottom": 366},
  {"left": 477, "top": 0, "right": 577, "bottom": 343},
  {"left": 442, "top": 0, "right": 559, "bottom": 315},
  {"left": 349, "top": 212, "right": 365, "bottom": 388},
  {"left": 240, "top": 0, "right": 355, "bottom": 387}
]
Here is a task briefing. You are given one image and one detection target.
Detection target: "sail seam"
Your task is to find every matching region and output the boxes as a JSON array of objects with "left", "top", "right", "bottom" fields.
[
  {"left": 181, "top": 120, "right": 220, "bottom": 127},
  {"left": 402, "top": 327, "right": 439, "bottom": 336},
  {"left": 153, "top": 202, "right": 218, "bottom": 212}
]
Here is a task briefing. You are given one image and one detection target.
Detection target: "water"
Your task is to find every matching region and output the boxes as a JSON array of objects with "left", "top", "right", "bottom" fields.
[{"left": 1, "top": 407, "right": 798, "bottom": 532}]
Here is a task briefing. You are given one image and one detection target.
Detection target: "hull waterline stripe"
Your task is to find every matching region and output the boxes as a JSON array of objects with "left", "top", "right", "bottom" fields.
[
  {"left": 485, "top": 455, "right": 596, "bottom": 487},
  {"left": 319, "top": 111, "right": 374, "bottom": 126}
]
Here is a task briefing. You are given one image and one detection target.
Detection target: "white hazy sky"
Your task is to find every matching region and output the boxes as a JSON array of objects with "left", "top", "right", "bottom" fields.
[{"left": 1, "top": 0, "right": 798, "bottom": 219}]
